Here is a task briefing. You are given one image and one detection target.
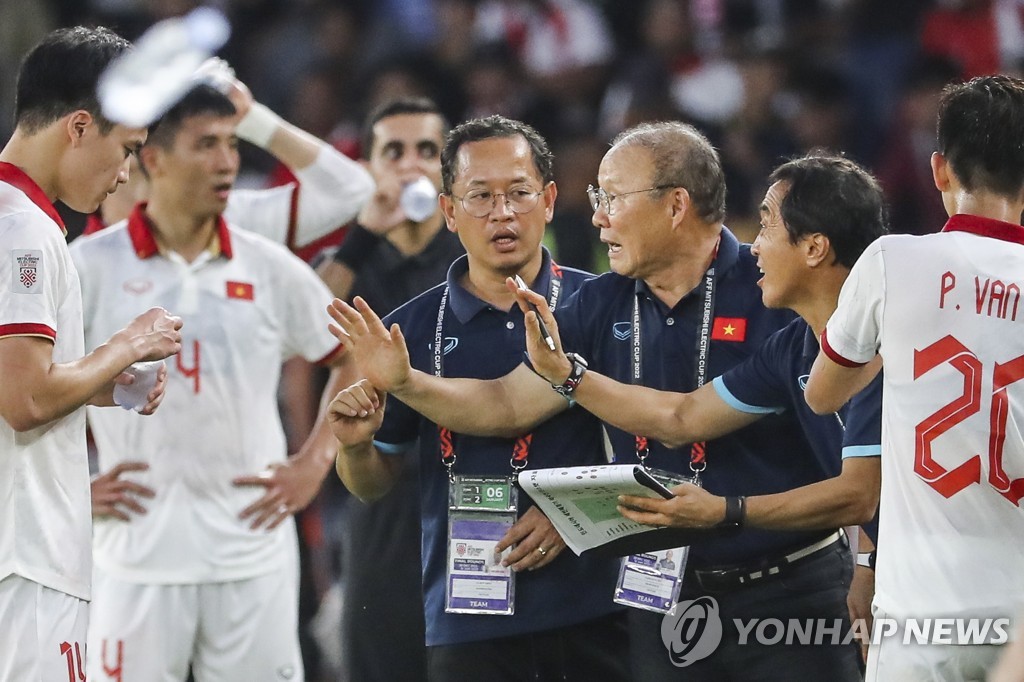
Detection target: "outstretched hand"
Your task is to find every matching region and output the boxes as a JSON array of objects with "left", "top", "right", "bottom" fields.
[
  {"left": 327, "top": 297, "right": 411, "bottom": 392},
  {"left": 505, "top": 278, "right": 572, "bottom": 384}
]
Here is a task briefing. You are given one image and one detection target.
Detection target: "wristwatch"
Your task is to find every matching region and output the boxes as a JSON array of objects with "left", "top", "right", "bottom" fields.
[
  {"left": 856, "top": 550, "right": 876, "bottom": 570},
  {"left": 552, "top": 353, "right": 588, "bottom": 398},
  {"left": 717, "top": 495, "right": 746, "bottom": 529}
]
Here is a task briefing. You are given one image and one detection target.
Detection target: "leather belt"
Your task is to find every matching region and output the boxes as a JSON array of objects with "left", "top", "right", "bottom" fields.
[{"left": 690, "top": 530, "right": 844, "bottom": 593}]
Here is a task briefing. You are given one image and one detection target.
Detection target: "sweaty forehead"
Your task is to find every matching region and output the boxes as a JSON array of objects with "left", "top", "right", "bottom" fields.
[{"left": 452, "top": 136, "right": 539, "bottom": 186}]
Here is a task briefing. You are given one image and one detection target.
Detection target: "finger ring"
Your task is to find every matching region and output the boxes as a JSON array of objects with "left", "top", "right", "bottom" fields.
[
  {"left": 536, "top": 546, "right": 548, "bottom": 556},
  {"left": 277, "top": 504, "right": 289, "bottom": 514}
]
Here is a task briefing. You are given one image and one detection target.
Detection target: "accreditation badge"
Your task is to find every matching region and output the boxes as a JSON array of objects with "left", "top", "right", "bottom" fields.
[
  {"left": 614, "top": 469, "right": 694, "bottom": 614},
  {"left": 446, "top": 475, "right": 518, "bottom": 615}
]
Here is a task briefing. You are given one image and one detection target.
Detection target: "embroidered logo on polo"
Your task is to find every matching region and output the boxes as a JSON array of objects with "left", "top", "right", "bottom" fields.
[
  {"left": 12, "top": 249, "right": 42, "bottom": 294},
  {"left": 429, "top": 337, "right": 459, "bottom": 355},
  {"left": 123, "top": 278, "right": 153, "bottom": 295},
  {"left": 612, "top": 321, "right": 631, "bottom": 341},
  {"left": 798, "top": 374, "right": 810, "bottom": 391}
]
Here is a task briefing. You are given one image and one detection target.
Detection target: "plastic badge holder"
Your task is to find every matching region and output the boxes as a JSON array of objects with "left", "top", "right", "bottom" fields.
[
  {"left": 445, "top": 476, "right": 517, "bottom": 616},
  {"left": 612, "top": 468, "right": 693, "bottom": 613},
  {"left": 400, "top": 176, "right": 438, "bottom": 223},
  {"left": 98, "top": 7, "right": 231, "bottom": 127},
  {"left": 113, "top": 360, "right": 164, "bottom": 412}
]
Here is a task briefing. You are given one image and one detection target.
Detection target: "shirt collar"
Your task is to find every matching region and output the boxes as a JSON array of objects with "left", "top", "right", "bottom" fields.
[
  {"left": 127, "top": 202, "right": 234, "bottom": 260},
  {"left": 634, "top": 226, "right": 739, "bottom": 309},
  {"left": 447, "top": 247, "right": 555, "bottom": 324},
  {"left": 0, "top": 162, "right": 66, "bottom": 235},
  {"left": 941, "top": 214, "right": 1024, "bottom": 245}
]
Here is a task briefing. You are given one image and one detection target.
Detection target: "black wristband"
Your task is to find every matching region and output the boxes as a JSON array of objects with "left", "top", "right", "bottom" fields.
[
  {"left": 721, "top": 495, "right": 746, "bottom": 528},
  {"left": 333, "top": 225, "right": 383, "bottom": 268}
]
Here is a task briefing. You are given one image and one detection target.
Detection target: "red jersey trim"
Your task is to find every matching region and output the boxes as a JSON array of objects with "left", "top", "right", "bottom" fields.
[
  {"left": 820, "top": 328, "right": 867, "bottom": 368},
  {"left": 942, "top": 214, "right": 1024, "bottom": 246},
  {"left": 316, "top": 343, "right": 345, "bottom": 366},
  {"left": 0, "top": 162, "right": 66, "bottom": 235},
  {"left": 83, "top": 212, "right": 107, "bottom": 236},
  {"left": 127, "top": 203, "right": 234, "bottom": 259},
  {"left": 0, "top": 322, "right": 56, "bottom": 340}
]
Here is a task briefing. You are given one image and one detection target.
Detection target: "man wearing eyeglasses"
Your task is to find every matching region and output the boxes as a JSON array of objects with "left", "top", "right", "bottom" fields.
[
  {"left": 328, "top": 121, "right": 863, "bottom": 679},
  {"left": 329, "top": 115, "right": 628, "bottom": 681}
]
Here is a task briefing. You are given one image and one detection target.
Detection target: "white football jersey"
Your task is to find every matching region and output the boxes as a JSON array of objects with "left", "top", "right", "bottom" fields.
[
  {"left": 72, "top": 208, "right": 339, "bottom": 583},
  {"left": 225, "top": 145, "right": 373, "bottom": 248},
  {"left": 0, "top": 164, "right": 91, "bottom": 600},
  {"left": 823, "top": 215, "right": 1024, "bottom": 623}
]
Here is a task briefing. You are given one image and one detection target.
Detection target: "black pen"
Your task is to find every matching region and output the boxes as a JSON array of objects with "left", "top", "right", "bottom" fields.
[{"left": 514, "top": 275, "right": 557, "bottom": 351}]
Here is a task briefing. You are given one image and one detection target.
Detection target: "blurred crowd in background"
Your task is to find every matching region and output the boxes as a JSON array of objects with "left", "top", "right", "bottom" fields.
[
  {"left": 7, "top": 0, "right": 1023, "bottom": 259},
  {"left": 5, "top": 0, "right": 1021, "bottom": 678}
]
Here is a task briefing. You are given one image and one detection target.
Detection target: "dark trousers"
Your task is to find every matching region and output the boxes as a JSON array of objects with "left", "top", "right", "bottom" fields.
[
  {"left": 426, "top": 611, "right": 629, "bottom": 682},
  {"left": 630, "top": 540, "right": 863, "bottom": 681}
]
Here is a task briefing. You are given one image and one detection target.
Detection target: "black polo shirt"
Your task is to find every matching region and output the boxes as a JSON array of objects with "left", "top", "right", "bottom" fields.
[
  {"left": 374, "top": 249, "right": 622, "bottom": 646},
  {"left": 556, "top": 228, "right": 833, "bottom": 567},
  {"left": 347, "top": 223, "right": 465, "bottom": 317}
]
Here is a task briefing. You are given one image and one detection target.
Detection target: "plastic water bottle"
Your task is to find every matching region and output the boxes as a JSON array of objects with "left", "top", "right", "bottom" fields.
[
  {"left": 113, "top": 360, "right": 165, "bottom": 412},
  {"left": 99, "top": 7, "right": 231, "bottom": 127},
  {"left": 400, "top": 176, "right": 438, "bottom": 222}
]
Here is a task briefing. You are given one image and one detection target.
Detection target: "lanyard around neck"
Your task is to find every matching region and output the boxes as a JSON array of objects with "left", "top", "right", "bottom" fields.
[
  {"left": 435, "top": 262, "right": 563, "bottom": 479},
  {"left": 632, "top": 248, "right": 718, "bottom": 476}
]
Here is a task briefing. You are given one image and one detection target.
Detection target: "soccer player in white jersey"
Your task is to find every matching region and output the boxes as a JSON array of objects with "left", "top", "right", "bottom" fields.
[
  {"left": 84, "top": 59, "right": 375, "bottom": 245},
  {"left": 807, "top": 75, "right": 1024, "bottom": 680},
  {"left": 0, "top": 27, "right": 183, "bottom": 682},
  {"left": 73, "top": 84, "right": 348, "bottom": 681},
  {"left": 88, "top": 63, "right": 375, "bottom": 517}
]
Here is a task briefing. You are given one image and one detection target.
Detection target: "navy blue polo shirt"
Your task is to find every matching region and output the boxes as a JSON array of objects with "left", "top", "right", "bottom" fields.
[
  {"left": 373, "top": 249, "right": 621, "bottom": 647},
  {"left": 556, "top": 228, "right": 836, "bottom": 567},
  {"left": 714, "top": 318, "right": 882, "bottom": 542}
]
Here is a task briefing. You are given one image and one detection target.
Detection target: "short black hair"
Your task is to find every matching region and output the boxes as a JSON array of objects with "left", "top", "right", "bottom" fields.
[
  {"left": 610, "top": 122, "right": 727, "bottom": 224},
  {"left": 361, "top": 97, "right": 448, "bottom": 160},
  {"left": 145, "top": 84, "right": 237, "bottom": 149},
  {"left": 937, "top": 75, "right": 1024, "bottom": 198},
  {"left": 441, "top": 115, "right": 553, "bottom": 194},
  {"left": 769, "top": 154, "right": 888, "bottom": 268},
  {"left": 15, "top": 26, "right": 131, "bottom": 134}
]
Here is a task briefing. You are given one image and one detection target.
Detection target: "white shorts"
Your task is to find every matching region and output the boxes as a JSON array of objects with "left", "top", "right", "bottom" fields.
[
  {"left": 86, "top": 562, "right": 303, "bottom": 682},
  {"left": 867, "top": 609, "right": 1003, "bottom": 682},
  {"left": 0, "top": 575, "right": 89, "bottom": 682}
]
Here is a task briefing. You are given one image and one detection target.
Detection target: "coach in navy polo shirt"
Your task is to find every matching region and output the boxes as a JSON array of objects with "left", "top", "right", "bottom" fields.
[
  {"left": 330, "top": 126, "right": 863, "bottom": 679},
  {"left": 531, "top": 156, "right": 886, "bottom": 541},
  {"left": 328, "top": 116, "right": 627, "bottom": 681}
]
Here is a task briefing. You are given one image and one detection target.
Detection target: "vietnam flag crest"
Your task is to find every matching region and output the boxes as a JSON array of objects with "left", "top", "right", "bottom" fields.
[
  {"left": 226, "top": 280, "right": 254, "bottom": 301},
  {"left": 711, "top": 317, "right": 746, "bottom": 342}
]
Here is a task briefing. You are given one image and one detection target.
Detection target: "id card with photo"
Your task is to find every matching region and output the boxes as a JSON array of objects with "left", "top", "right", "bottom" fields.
[
  {"left": 613, "top": 468, "right": 693, "bottom": 613},
  {"left": 446, "top": 476, "right": 518, "bottom": 616},
  {"left": 614, "top": 546, "right": 689, "bottom": 613}
]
